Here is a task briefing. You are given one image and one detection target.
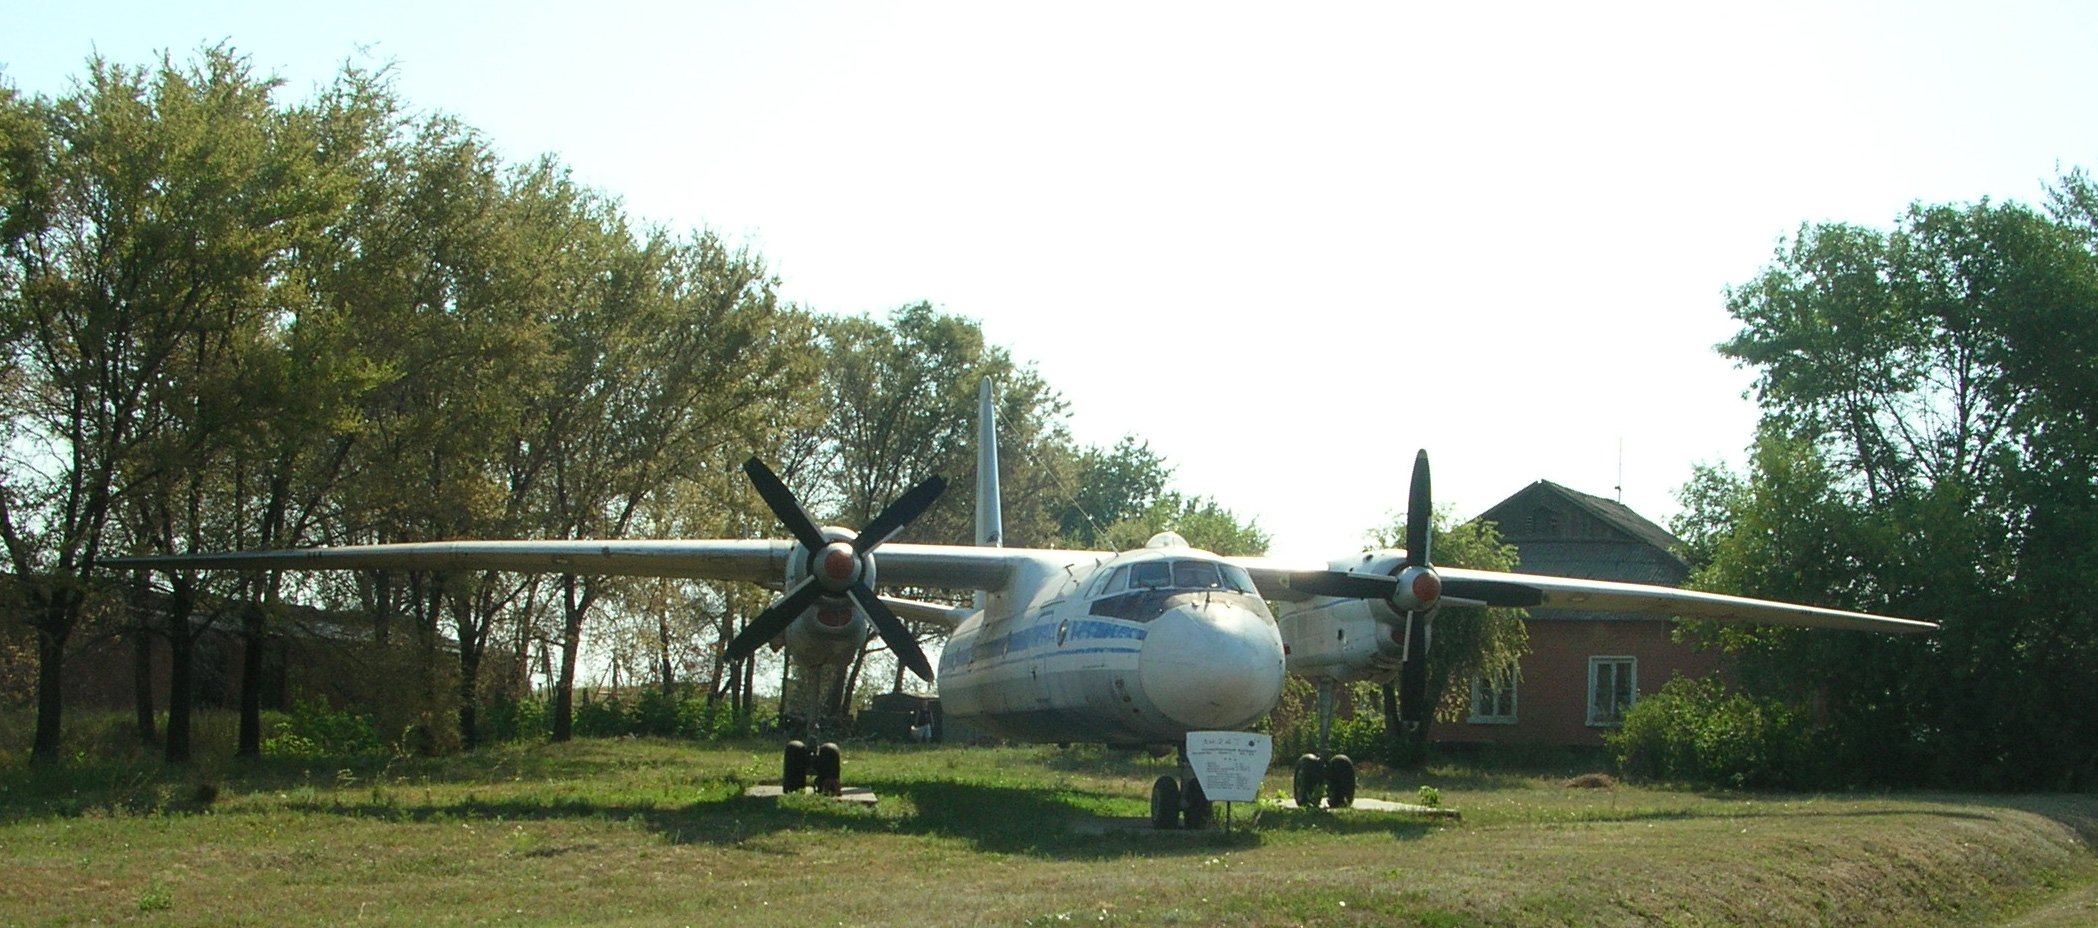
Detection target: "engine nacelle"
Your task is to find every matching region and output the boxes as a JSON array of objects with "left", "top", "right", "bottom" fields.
[
  {"left": 1278, "top": 597, "right": 1412, "bottom": 685},
  {"left": 1278, "top": 549, "right": 1436, "bottom": 685},
  {"left": 778, "top": 526, "right": 872, "bottom": 668}
]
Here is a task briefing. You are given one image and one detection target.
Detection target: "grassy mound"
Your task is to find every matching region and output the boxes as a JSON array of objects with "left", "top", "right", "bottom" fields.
[{"left": 2, "top": 724, "right": 2093, "bottom": 926}]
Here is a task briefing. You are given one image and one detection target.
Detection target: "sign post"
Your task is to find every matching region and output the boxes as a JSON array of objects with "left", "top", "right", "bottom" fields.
[{"left": 1185, "top": 731, "right": 1273, "bottom": 833}]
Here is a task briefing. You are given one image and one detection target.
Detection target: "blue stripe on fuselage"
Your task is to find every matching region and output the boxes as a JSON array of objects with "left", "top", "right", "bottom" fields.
[{"left": 952, "top": 618, "right": 1146, "bottom": 670}]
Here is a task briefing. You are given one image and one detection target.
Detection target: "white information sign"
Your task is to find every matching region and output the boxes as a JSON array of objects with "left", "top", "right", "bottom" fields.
[{"left": 1184, "top": 731, "right": 1273, "bottom": 803}]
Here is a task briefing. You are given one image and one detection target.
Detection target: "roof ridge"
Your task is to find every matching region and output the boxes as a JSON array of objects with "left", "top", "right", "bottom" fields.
[{"left": 1480, "top": 479, "right": 1688, "bottom": 566}]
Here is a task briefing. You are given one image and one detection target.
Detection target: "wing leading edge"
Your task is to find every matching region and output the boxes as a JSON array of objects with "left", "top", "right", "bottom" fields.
[
  {"left": 109, "top": 540, "right": 1022, "bottom": 594},
  {"left": 1434, "top": 566, "right": 1937, "bottom": 634},
  {"left": 1235, "top": 556, "right": 1935, "bottom": 635}
]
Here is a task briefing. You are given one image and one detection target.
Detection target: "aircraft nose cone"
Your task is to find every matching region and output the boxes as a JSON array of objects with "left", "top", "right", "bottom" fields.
[{"left": 1139, "top": 600, "right": 1286, "bottom": 731}]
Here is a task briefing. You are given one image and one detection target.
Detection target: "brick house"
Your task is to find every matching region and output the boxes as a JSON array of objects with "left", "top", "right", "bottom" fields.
[{"left": 1433, "top": 480, "right": 1725, "bottom": 748}]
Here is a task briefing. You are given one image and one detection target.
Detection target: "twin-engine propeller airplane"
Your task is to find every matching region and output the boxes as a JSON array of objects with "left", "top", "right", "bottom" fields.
[{"left": 116, "top": 381, "right": 1935, "bottom": 829}]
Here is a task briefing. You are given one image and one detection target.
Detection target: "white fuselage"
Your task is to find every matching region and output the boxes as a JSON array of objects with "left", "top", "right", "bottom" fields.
[{"left": 936, "top": 544, "right": 1286, "bottom": 746}]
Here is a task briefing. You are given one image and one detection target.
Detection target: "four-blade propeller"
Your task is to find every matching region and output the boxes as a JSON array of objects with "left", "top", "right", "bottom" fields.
[{"left": 723, "top": 458, "right": 945, "bottom": 682}]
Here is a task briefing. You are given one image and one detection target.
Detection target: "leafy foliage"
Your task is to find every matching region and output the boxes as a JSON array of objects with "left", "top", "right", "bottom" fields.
[
  {"left": 260, "top": 699, "right": 385, "bottom": 759},
  {"left": 1689, "top": 192, "right": 2098, "bottom": 788},
  {"left": 1608, "top": 676, "right": 1823, "bottom": 790}
]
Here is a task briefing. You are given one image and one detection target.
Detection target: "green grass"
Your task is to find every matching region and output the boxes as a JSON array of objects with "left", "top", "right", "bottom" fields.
[{"left": 2, "top": 715, "right": 2094, "bottom": 926}]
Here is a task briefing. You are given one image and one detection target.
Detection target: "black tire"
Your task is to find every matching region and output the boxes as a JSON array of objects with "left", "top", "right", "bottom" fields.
[
  {"left": 1149, "top": 775, "right": 1182, "bottom": 830},
  {"left": 782, "top": 740, "right": 809, "bottom": 792},
  {"left": 1181, "top": 776, "right": 1212, "bottom": 829},
  {"left": 815, "top": 742, "right": 843, "bottom": 796},
  {"left": 1325, "top": 754, "right": 1356, "bottom": 809},
  {"left": 1292, "top": 753, "right": 1326, "bottom": 809}
]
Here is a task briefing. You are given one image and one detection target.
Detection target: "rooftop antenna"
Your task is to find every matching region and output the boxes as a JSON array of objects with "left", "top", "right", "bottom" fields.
[{"left": 1615, "top": 438, "right": 1624, "bottom": 503}]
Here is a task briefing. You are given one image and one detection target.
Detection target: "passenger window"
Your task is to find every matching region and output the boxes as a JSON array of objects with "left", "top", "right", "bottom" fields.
[
  {"left": 1172, "top": 560, "right": 1221, "bottom": 589},
  {"left": 1131, "top": 561, "right": 1170, "bottom": 589}
]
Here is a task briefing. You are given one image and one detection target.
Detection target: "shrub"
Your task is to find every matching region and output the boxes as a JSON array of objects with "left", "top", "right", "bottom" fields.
[
  {"left": 262, "top": 699, "right": 384, "bottom": 759},
  {"left": 1608, "top": 676, "right": 1820, "bottom": 789},
  {"left": 483, "top": 695, "right": 549, "bottom": 742}
]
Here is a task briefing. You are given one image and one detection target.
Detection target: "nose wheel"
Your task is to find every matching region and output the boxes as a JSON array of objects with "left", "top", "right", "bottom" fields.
[
  {"left": 1148, "top": 761, "right": 1216, "bottom": 830},
  {"left": 781, "top": 739, "right": 845, "bottom": 796},
  {"left": 1292, "top": 752, "right": 1355, "bottom": 809}
]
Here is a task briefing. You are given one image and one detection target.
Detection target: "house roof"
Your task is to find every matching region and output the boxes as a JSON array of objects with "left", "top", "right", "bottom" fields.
[{"left": 1470, "top": 480, "right": 1692, "bottom": 614}]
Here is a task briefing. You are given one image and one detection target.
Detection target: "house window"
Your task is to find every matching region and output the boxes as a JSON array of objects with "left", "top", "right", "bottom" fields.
[
  {"left": 1587, "top": 656, "right": 1636, "bottom": 727},
  {"left": 1469, "top": 673, "right": 1517, "bottom": 724}
]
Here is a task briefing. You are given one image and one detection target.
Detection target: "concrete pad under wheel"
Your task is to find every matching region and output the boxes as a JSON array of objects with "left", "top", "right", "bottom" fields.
[
  {"left": 743, "top": 785, "right": 879, "bottom": 805},
  {"left": 1279, "top": 796, "right": 1461, "bottom": 819}
]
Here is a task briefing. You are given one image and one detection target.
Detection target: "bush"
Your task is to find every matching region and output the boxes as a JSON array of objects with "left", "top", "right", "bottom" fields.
[
  {"left": 1608, "top": 676, "right": 1821, "bottom": 789},
  {"left": 262, "top": 699, "right": 385, "bottom": 759},
  {"left": 481, "top": 689, "right": 772, "bottom": 743},
  {"left": 483, "top": 695, "right": 549, "bottom": 742}
]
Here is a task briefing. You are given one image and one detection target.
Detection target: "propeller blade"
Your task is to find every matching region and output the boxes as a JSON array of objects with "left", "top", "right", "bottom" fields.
[
  {"left": 743, "top": 458, "right": 828, "bottom": 554},
  {"left": 855, "top": 474, "right": 948, "bottom": 553},
  {"left": 848, "top": 584, "right": 935, "bottom": 682},
  {"left": 1398, "top": 611, "right": 1431, "bottom": 725},
  {"left": 724, "top": 578, "right": 825, "bottom": 662},
  {"left": 1406, "top": 450, "right": 1432, "bottom": 569},
  {"left": 1285, "top": 571, "right": 1397, "bottom": 599}
]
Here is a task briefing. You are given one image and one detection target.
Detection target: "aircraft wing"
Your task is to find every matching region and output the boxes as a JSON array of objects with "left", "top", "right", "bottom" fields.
[
  {"left": 109, "top": 539, "right": 1021, "bottom": 593},
  {"left": 1233, "top": 557, "right": 1935, "bottom": 634},
  {"left": 1435, "top": 566, "right": 1936, "bottom": 633},
  {"left": 878, "top": 595, "right": 975, "bottom": 631}
]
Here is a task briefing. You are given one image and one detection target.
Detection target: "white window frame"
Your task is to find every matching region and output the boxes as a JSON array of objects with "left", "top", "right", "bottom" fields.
[
  {"left": 1587, "top": 656, "right": 1637, "bottom": 727},
  {"left": 1468, "top": 673, "right": 1518, "bottom": 724}
]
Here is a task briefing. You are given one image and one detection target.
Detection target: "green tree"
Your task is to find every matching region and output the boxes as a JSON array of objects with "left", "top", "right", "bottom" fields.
[
  {"left": 0, "top": 49, "right": 336, "bottom": 761},
  {"left": 1099, "top": 492, "right": 1269, "bottom": 556},
  {"left": 1696, "top": 194, "right": 2098, "bottom": 787},
  {"left": 807, "top": 303, "right": 1070, "bottom": 704},
  {"left": 1054, "top": 436, "right": 1170, "bottom": 547}
]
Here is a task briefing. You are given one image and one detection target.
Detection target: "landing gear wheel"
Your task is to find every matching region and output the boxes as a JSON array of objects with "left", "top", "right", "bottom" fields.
[
  {"left": 1149, "top": 775, "right": 1182, "bottom": 830},
  {"left": 1325, "top": 754, "right": 1356, "bottom": 809},
  {"left": 1292, "top": 753, "right": 1327, "bottom": 809},
  {"left": 814, "top": 742, "right": 843, "bottom": 796},
  {"left": 1181, "top": 776, "right": 1212, "bottom": 829},
  {"left": 782, "top": 740, "right": 809, "bottom": 792}
]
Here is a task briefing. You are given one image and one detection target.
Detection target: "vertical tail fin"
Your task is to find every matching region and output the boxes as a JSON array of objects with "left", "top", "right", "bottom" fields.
[
  {"left": 975, "top": 378, "right": 1003, "bottom": 549},
  {"left": 975, "top": 379, "right": 1002, "bottom": 613}
]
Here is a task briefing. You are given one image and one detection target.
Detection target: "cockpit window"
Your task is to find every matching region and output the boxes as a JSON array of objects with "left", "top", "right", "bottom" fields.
[
  {"left": 1100, "top": 565, "right": 1130, "bottom": 595},
  {"left": 1088, "top": 557, "right": 1263, "bottom": 622},
  {"left": 1171, "top": 560, "right": 1221, "bottom": 589},
  {"left": 1130, "top": 561, "right": 1171, "bottom": 589}
]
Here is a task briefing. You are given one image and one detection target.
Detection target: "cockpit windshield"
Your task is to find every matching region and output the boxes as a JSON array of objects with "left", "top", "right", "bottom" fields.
[{"left": 1097, "top": 558, "right": 1258, "bottom": 598}]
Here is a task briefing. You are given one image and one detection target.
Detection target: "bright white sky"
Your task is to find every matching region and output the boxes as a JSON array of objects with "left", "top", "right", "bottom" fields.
[{"left": 9, "top": 1, "right": 2096, "bottom": 561}]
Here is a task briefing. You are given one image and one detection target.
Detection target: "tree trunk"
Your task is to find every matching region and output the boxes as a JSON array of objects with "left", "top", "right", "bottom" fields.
[
  {"left": 235, "top": 595, "right": 270, "bottom": 758},
  {"left": 457, "top": 640, "right": 482, "bottom": 751},
  {"left": 452, "top": 588, "right": 489, "bottom": 751},
  {"left": 32, "top": 615, "right": 70, "bottom": 763},
  {"left": 132, "top": 621, "right": 159, "bottom": 748},
  {"left": 164, "top": 634, "right": 195, "bottom": 764},
  {"left": 551, "top": 575, "right": 592, "bottom": 743},
  {"left": 161, "top": 577, "right": 202, "bottom": 765},
  {"left": 656, "top": 612, "right": 675, "bottom": 694}
]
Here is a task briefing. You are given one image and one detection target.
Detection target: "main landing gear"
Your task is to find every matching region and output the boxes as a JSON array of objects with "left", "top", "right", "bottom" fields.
[
  {"left": 781, "top": 739, "right": 844, "bottom": 796},
  {"left": 1290, "top": 752, "right": 1356, "bottom": 809}
]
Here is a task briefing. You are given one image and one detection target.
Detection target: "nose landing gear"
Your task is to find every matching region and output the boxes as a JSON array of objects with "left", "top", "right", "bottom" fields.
[
  {"left": 1148, "top": 743, "right": 1219, "bottom": 830},
  {"left": 1291, "top": 752, "right": 1356, "bottom": 809},
  {"left": 781, "top": 739, "right": 844, "bottom": 796}
]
